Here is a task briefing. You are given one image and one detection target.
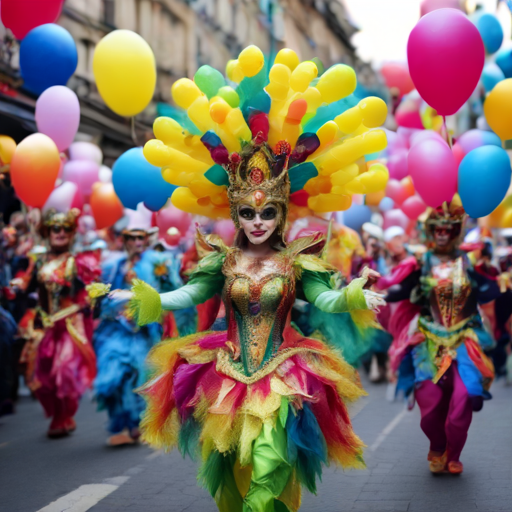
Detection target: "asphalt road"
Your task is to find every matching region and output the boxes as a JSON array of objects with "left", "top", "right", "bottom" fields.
[{"left": 1, "top": 375, "right": 511, "bottom": 512}]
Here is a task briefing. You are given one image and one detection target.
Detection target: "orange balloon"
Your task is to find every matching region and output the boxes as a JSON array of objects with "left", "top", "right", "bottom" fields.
[
  {"left": 366, "top": 189, "right": 386, "bottom": 206},
  {"left": 0, "top": 135, "right": 16, "bottom": 165},
  {"left": 401, "top": 176, "right": 415, "bottom": 197},
  {"left": 10, "top": 133, "right": 60, "bottom": 207},
  {"left": 90, "top": 182, "right": 124, "bottom": 229}
]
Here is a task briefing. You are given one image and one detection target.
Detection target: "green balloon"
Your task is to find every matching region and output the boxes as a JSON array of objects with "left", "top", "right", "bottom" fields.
[
  {"left": 194, "top": 65, "right": 225, "bottom": 99},
  {"left": 217, "top": 86, "right": 240, "bottom": 108}
]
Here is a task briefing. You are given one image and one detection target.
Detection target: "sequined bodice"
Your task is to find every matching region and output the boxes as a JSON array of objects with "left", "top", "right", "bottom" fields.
[
  {"left": 222, "top": 249, "right": 296, "bottom": 376},
  {"left": 428, "top": 256, "right": 472, "bottom": 327},
  {"left": 38, "top": 253, "right": 75, "bottom": 314}
]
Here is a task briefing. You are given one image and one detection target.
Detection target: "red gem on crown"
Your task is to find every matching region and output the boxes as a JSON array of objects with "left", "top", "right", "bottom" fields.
[{"left": 249, "top": 167, "right": 264, "bottom": 185}]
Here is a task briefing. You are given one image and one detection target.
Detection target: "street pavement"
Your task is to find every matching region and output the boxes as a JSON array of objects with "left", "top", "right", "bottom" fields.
[{"left": 1, "top": 375, "right": 511, "bottom": 512}]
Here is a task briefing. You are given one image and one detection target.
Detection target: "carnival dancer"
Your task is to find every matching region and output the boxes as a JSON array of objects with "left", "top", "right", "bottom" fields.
[
  {"left": 93, "top": 210, "right": 176, "bottom": 445},
  {"left": 385, "top": 203, "right": 499, "bottom": 474},
  {"left": 12, "top": 209, "right": 100, "bottom": 437},
  {"left": 122, "top": 149, "right": 387, "bottom": 512}
]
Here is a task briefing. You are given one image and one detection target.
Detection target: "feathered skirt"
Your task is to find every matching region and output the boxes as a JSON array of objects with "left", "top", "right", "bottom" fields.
[{"left": 139, "top": 324, "right": 366, "bottom": 512}]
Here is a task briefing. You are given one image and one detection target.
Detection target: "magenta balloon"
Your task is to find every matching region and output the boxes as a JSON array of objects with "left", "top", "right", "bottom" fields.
[
  {"left": 410, "top": 130, "right": 446, "bottom": 147},
  {"left": 420, "top": 0, "right": 463, "bottom": 17},
  {"left": 62, "top": 160, "right": 99, "bottom": 196},
  {"left": 35, "top": 86, "right": 80, "bottom": 152},
  {"left": 387, "top": 150, "right": 409, "bottom": 180},
  {"left": 408, "top": 9, "right": 485, "bottom": 116},
  {"left": 401, "top": 195, "right": 427, "bottom": 220},
  {"left": 69, "top": 141, "right": 103, "bottom": 165},
  {"left": 383, "top": 209, "right": 410, "bottom": 230},
  {"left": 408, "top": 138, "right": 457, "bottom": 207}
]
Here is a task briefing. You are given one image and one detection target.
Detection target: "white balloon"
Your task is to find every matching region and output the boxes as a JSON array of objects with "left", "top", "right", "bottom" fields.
[
  {"left": 42, "top": 182, "right": 79, "bottom": 213},
  {"left": 99, "top": 165, "right": 112, "bottom": 183},
  {"left": 69, "top": 141, "right": 103, "bottom": 165}
]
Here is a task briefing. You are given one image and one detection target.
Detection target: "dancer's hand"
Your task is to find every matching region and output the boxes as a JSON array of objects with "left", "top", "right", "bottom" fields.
[
  {"left": 361, "top": 266, "right": 380, "bottom": 288},
  {"left": 363, "top": 289, "right": 386, "bottom": 310}
]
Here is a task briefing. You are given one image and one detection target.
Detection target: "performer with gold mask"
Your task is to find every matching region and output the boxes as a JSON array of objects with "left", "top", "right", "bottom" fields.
[
  {"left": 119, "top": 46, "right": 390, "bottom": 511},
  {"left": 385, "top": 202, "right": 499, "bottom": 474},
  {"left": 11, "top": 209, "right": 100, "bottom": 437}
]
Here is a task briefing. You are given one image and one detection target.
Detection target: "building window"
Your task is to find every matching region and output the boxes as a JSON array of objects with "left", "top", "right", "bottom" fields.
[{"left": 103, "top": 0, "right": 115, "bottom": 26}]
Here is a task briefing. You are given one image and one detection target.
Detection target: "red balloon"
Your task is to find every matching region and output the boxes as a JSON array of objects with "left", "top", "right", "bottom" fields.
[
  {"left": 407, "top": 9, "right": 485, "bottom": 116},
  {"left": 90, "top": 183, "right": 124, "bottom": 230},
  {"left": 401, "top": 195, "right": 427, "bottom": 220},
  {"left": 1, "top": 0, "right": 64, "bottom": 40},
  {"left": 380, "top": 63, "right": 415, "bottom": 97},
  {"left": 156, "top": 204, "right": 192, "bottom": 238}
]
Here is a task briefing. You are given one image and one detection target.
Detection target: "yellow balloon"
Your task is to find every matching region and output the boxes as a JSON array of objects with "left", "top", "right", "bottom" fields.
[
  {"left": 172, "top": 79, "right": 202, "bottom": 110},
  {"left": 0, "top": 135, "right": 16, "bottom": 165},
  {"left": 308, "top": 193, "right": 352, "bottom": 212},
  {"left": 290, "top": 62, "right": 318, "bottom": 93},
  {"left": 359, "top": 97, "right": 388, "bottom": 128},
  {"left": 484, "top": 78, "right": 512, "bottom": 140},
  {"left": 226, "top": 60, "right": 244, "bottom": 83},
  {"left": 153, "top": 117, "right": 184, "bottom": 147},
  {"left": 315, "top": 64, "right": 356, "bottom": 104},
  {"left": 275, "top": 49, "right": 300, "bottom": 71},
  {"left": 238, "top": 46, "right": 265, "bottom": 77},
  {"left": 210, "top": 97, "right": 231, "bottom": 124},
  {"left": 93, "top": 30, "right": 156, "bottom": 117}
]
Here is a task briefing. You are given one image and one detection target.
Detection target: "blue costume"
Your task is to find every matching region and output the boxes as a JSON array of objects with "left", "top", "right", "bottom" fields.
[{"left": 94, "top": 249, "right": 194, "bottom": 435}]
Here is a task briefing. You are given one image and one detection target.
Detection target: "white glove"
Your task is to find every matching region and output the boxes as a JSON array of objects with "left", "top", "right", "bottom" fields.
[
  {"left": 108, "top": 289, "right": 134, "bottom": 302},
  {"left": 363, "top": 289, "right": 386, "bottom": 311}
]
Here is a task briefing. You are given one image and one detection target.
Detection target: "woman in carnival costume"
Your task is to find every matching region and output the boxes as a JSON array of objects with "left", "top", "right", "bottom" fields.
[
  {"left": 385, "top": 202, "right": 499, "bottom": 474},
  {"left": 12, "top": 209, "right": 100, "bottom": 437},
  {"left": 93, "top": 209, "right": 194, "bottom": 446},
  {"left": 123, "top": 46, "right": 391, "bottom": 512}
]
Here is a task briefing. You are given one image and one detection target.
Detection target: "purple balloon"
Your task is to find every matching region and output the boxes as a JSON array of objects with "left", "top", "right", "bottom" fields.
[
  {"left": 62, "top": 160, "right": 99, "bottom": 196},
  {"left": 456, "top": 129, "right": 501, "bottom": 154},
  {"left": 408, "top": 138, "right": 457, "bottom": 207},
  {"left": 408, "top": 9, "right": 485, "bottom": 116},
  {"left": 36, "top": 86, "right": 80, "bottom": 152}
]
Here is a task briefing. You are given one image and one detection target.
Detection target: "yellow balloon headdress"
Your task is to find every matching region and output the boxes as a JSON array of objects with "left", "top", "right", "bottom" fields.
[{"left": 144, "top": 46, "right": 390, "bottom": 219}]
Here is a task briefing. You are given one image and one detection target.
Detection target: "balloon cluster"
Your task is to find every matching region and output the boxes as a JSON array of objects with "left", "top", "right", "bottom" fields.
[{"left": 144, "top": 46, "right": 390, "bottom": 218}]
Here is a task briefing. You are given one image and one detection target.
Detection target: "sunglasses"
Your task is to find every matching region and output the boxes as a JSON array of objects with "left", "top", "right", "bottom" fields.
[
  {"left": 124, "top": 234, "right": 146, "bottom": 241},
  {"left": 50, "top": 225, "right": 73, "bottom": 234},
  {"left": 239, "top": 206, "right": 278, "bottom": 221}
]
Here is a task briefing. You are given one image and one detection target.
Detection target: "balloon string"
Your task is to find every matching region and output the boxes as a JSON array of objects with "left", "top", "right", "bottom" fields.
[
  {"left": 131, "top": 117, "right": 140, "bottom": 146},
  {"left": 442, "top": 116, "right": 452, "bottom": 149}
]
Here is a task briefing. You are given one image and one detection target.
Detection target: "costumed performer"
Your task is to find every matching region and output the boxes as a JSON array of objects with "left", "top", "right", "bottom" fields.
[
  {"left": 384, "top": 203, "right": 499, "bottom": 474},
  {"left": 11, "top": 209, "right": 100, "bottom": 437}
]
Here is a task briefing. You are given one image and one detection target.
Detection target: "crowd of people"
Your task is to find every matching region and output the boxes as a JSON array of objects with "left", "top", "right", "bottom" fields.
[{"left": 1, "top": 199, "right": 511, "bottom": 475}]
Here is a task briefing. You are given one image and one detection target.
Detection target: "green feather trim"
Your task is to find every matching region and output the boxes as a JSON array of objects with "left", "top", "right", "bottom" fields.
[{"left": 129, "top": 279, "right": 162, "bottom": 326}]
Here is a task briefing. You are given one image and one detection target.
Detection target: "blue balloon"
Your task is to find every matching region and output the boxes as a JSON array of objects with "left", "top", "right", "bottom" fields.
[
  {"left": 343, "top": 204, "right": 372, "bottom": 231},
  {"left": 112, "top": 148, "right": 176, "bottom": 212},
  {"left": 476, "top": 13, "right": 504, "bottom": 55},
  {"left": 379, "top": 197, "right": 394, "bottom": 212},
  {"left": 459, "top": 146, "right": 511, "bottom": 218},
  {"left": 20, "top": 24, "right": 77, "bottom": 95},
  {"left": 481, "top": 63, "right": 505, "bottom": 93},
  {"left": 496, "top": 47, "right": 512, "bottom": 78}
]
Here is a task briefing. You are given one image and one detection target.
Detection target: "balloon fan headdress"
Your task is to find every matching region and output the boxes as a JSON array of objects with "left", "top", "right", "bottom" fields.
[{"left": 144, "top": 46, "right": 390, "bottom": 221}]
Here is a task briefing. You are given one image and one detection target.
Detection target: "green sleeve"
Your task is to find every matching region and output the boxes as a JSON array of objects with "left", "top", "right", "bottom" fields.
[
  {"left": 301, "top": 269, "right": 368, "bottom": 313},
  {"left": 130, "top": 251, "right": 225, "bottom": 326}
]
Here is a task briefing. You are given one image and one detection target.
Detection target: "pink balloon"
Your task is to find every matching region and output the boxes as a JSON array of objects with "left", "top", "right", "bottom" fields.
[
  {"left": 410, "top": 130, "right": 446, "bottom": 147},
  {"left": 383, "top": 209, "right": 410, "bottom": 230},
  {"left": 387, "top": 150, "right": 409, "bottom": 180},
  {"left": 408, "top": 9, "right": 485, "bottom": 116},
  {"left": 408, "top": 138, "right": 457, "bottom": 207},
  {"left": 156, "top": 204, "right": 192, "bottom": 238},
  {"left": 69, "top": 142, "right": 103, "bottom": 165},
  {"left": 386, "top": 179, "right": 409, "bottom": 206},
  {"left": 36, "top": 86, "right": 80, "bottom": 152},
  {"left": 213, "top": 219, "right": 236, "bottom": 245},
  {"left": 43, "top": 181, "right": 83, "bottom": 213},
  {"left": 401, "top": 195, "right": 427, "bottom": 220},
  {"left": 420, "top": 0, "right": 463, "bottom": 17},
  {"left": 452, "top": 142, "right": 465, "bottom": 167},
  {"left": 62, "top": 160, "right": 99, "bottom": 196},
  {"left": 395, "top": 108, "right": 423, "bottom": 129}
]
